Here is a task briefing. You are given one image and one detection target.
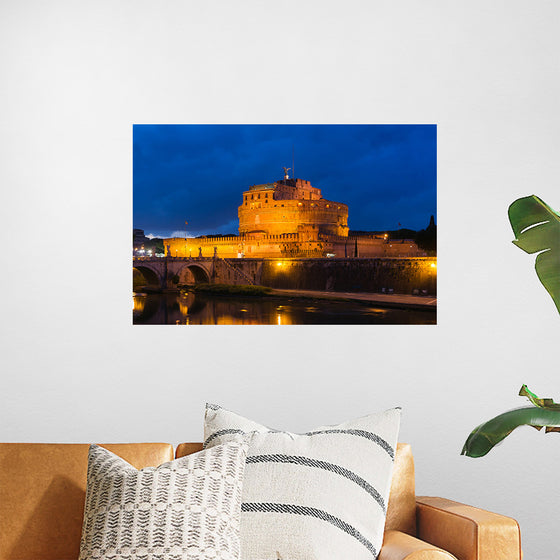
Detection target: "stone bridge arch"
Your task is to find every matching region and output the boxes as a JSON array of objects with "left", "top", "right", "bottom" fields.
[
  {"left": 133, "top": 263, "right": 164, "bottom": 289},
  {"left": 176, "top": 263, "right": 211, "bottom": 284},
  {"left": 133, "top": 258, "right": 214, "bottom": 289}
]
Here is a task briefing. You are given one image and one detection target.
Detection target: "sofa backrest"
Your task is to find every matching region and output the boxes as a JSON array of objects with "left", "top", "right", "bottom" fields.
[
  {"left": 175, "top": 441, "right": 417, "bottom": 537},
  {"left": 0, "top": 443, "right": 174, "bottom": 560},
  {"left": 385, "top": 443, "right": 416, "bottom": 536}
]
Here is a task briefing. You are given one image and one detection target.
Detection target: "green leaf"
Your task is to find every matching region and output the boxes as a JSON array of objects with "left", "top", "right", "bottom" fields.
[
  {"left": 461, "top": 406, "right": 560, "bottom": 458},
  {"left": 508, "top": 195, "right": 560, "bottom": 314},
  {"left": 519, "top": 384, "right": 560, "bottom": 410}
]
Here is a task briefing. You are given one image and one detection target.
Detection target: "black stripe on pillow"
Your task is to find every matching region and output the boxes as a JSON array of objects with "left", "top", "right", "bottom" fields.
[
  {"left": 241, "top": 502, "right": 377, "bottom": 557},
  {"left": 204, "top": 428, "right": 394, "bottom": 458},
  {"left": 304, "top": 429, "right": 395, "bottom": 459},
  {"left": 247, "top": 454, "right": 386, "bottom": 512},
  {"left": 203, "top": 429, "right": 246, "bottom": 448}
]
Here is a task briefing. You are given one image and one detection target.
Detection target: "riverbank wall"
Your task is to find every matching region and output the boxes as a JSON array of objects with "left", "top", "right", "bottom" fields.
[{"left": 259, "top": 258, "right": 437, "bottom": 295}]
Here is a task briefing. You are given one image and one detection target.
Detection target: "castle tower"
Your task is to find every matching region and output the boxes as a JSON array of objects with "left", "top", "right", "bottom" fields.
[{"left": 238, "top": 177, "right": 349, "bottom": 238}]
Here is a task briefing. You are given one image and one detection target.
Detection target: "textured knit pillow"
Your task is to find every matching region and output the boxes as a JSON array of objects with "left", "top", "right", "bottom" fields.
[
  {"left": 79, "top": 442, "right": 248, "bottom": 560},
  {"left": 204, "top": 405, "right": 401, "bottom": 560}
]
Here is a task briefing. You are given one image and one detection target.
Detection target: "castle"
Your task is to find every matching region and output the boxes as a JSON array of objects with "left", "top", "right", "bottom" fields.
[{"left": 164, "top": 172, "right": 423, "bottom": 259}]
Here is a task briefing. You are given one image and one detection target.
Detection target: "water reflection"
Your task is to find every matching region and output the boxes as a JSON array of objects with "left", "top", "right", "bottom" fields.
[{"left": 133, "top": 292, "right": 436, "bottom": 325}]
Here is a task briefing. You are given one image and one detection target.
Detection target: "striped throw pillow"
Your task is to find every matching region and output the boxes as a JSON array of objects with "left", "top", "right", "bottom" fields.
[
  {"left": 79, "top": 442, "right": 248, "bottom": 560},
  {"left": 204, "top": 405, "right": 401, "bottom": 560}
]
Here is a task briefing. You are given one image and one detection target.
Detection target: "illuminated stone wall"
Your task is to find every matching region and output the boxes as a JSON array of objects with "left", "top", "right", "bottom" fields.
[
  {"left": 164, "top": 236, "right": 242, "bottom": 258},
  {"left": 163, "top": 177, "right": 424, "bottom": 258},
  {"left": 163, "top": 233, "right": 424, "bottom": 259},
  {"left": 238, "top": 178, "right": 349, "bottom": 237},
  {"left": 260, "top": 258, "right": 437, "bottom": 295},
  {"left": 331, "top": 236, "right": 422, "bottom": 258}
]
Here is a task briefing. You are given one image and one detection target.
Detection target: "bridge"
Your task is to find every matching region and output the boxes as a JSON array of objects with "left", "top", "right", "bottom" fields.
[
  {"left": 133, "top": 256, "right": 263, "bottom": 290},
  {"left": 133, "top": 256, "right": 437, "bottom": 295}
]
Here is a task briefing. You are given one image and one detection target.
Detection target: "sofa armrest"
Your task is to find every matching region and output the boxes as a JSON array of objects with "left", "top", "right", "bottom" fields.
[
  {"left": 416, "top": 497, "right": 522, "bottom": 560},
  {"left": 379, "top": 530, "right": 457, "bottom": 560}
]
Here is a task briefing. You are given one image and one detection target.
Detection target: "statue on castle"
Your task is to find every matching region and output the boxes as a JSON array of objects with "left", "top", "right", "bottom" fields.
[{"left": 283, "top": 166, "right": 291, "bottom": 180}]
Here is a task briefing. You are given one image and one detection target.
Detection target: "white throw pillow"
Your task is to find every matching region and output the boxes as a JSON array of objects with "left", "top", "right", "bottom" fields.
[
  {"left": 79, "top": 442, "right": 248, "bottom": 560},
  {"left": 204, "top": 405, "right": 401, "bottom": 560}
]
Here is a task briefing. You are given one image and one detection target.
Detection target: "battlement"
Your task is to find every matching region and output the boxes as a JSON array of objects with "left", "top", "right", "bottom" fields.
[{"left": 248, "top": 183, "right": 276, "bottom": 191}]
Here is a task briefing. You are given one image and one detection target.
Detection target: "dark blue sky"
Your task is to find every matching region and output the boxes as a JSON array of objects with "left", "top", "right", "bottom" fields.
[{"left": 133, "top": 124, "right": 436, "bottom": 238}]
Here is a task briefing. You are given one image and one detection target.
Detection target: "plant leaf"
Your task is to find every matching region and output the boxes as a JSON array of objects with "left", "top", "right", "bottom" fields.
[
  {"left": 508, "top": 195, "right": 560, "bottom": 314},
  {"left": 461, "top": 406, "right": 560, "bottom": 458},
  {"left": 519, "top": 384, "right": 560, "bottom": 410}
]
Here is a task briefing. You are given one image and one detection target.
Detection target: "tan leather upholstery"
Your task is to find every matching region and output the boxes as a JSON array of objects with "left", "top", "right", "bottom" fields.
[
  {"left": 0, "top": 443, "right": 173, "bottom": 560},
  {"left": 0, "top": 442, "right": 522, "bottom": 560},
  {"left": 386, "top": 443, "right": 416, "bottom": 536},
  {"left": 380, "top": 530, "right": 457, "bottom": 559},
  {"left": 176, "top": 441, "right": 418, "bottom": 538},
  {"left": 175, "top": 441, "right": 203, "bottom": 458},
  {"left": 416, "top": 496, "right": 522, "bottom": 560}
]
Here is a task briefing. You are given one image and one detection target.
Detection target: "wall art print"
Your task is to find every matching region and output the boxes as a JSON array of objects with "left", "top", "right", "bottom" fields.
[{"left": 133, "top": 124, "right": 436, "bottom": 325}]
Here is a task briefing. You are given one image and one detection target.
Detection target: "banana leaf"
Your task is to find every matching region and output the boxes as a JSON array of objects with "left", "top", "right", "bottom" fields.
[
  {"left": 462, "top": 386, "right": 560, "bottom": 458},
  {"left": 508, "top": 195, "right": 560, "bottom": 314},
  {"left": 519, "top": 384, "right": 560, "bottom": 410}
]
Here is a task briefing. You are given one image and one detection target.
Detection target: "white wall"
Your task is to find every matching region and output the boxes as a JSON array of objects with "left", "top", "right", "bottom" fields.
[{"left": 1, "top": 2, "right": 559, "bottom": 558}]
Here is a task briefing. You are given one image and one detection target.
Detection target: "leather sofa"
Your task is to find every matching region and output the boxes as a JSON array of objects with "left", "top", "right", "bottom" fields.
[{"left": 0, "top": 442, "right": 522, "bottom": 560}]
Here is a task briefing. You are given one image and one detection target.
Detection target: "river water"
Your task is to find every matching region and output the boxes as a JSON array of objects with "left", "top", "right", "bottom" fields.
[{"left": 133, "top": 292, "right": 436, "bottom": 325}]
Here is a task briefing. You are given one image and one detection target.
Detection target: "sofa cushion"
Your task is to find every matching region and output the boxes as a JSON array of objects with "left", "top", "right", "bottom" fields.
[
  {"left": 0, "top": 442, "right": 173, "bottom": 560},
  {"left": 204, "top": 404, "right": 401, "bottom": 560},
  {"left": 78, "top": 442, "right": 248, "bottom": 560}
]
